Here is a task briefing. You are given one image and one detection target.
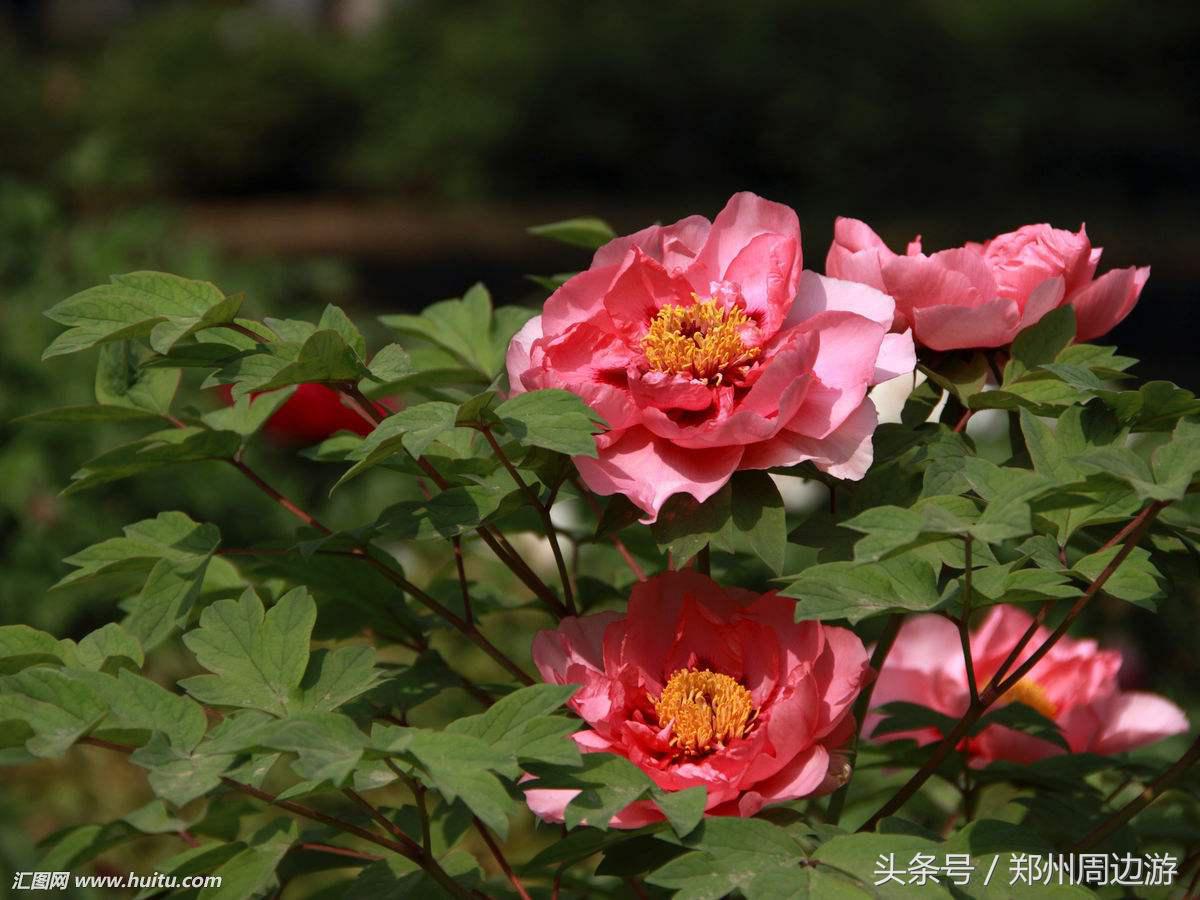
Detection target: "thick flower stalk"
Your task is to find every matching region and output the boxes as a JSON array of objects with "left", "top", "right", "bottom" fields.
[
  {"left": 506, "top": 192, "right": 915, "bottom": 520},
  {"left": 526, "top": 571, "right": 872, "bottom": 826},
  {"left": 827, "top": 218, "right": 1148, "bottom": 350},
  {"left": 867, "top": 606, "right": 1188, "bottom": 765}
]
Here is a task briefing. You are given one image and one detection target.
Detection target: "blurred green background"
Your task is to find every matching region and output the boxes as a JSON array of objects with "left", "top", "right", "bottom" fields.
[{"left": 2, "top": 0, "right": 1199, "bottom": 893}]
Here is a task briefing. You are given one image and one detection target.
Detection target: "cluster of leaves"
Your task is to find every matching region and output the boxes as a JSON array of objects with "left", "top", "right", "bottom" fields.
[{"left": 5, "top": 225, "right": 1200, "bottom": 899}]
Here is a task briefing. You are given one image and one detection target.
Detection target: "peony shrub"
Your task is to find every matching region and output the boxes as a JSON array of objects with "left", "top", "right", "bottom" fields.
[{"left": 5, "top": 195, "right": 1200, "bottom": 897}]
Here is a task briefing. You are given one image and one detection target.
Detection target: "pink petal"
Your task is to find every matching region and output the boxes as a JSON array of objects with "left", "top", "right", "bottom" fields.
[
  {"left": 542, "top": 264, "right": 621, "bottom": 336},
  {"left": 784, "top": 271, "right": 896, "bottom": 330},
  {"left": 928, "top": 247, "right": 998, "bottom": 301},
  {"left": 741, "top": 399, "right": 878, "bottom": 481},
  {"left": 601, "top": 248, "right": 696, "bottom": 346},
  {"left": 910, "top": 297, "right": 1021, "bottom": 351},
  {"left": 593, "top": 215, "right": 711, "bottom": 271},
  {"left": 1071, "top": 691, "right": 1189, "bottom": 755},
  {"left": 628, "top": 370, "right": 715, "bottom": 412},
  {"left": 690, "top": 192, "right": 803, "bottom": 289},
  {"left": 573, "top": 427, "right": 744, "bottom": 522},
  {"left": 1015, "top": 276, "right": 1066, "bottom": 330},
  {"left": 531, "top": 611, "right": 622, "bottom": 682},
  {"left": 505, "top": 316, "right": 543, "bottom": 395},
  {"left": 1070, "top": 266, "right": 1148, "bottom": 343},
  {"left": 744, "top": 743, "right": 830, "bottom": 805},
  {"left": 722, "top": 232, "right": 800, "bottom": 340},
  {"left": 881, "top": 254, "right": 981, "bottom": 325},
  {"left": 875, "top": 330, "right": 916, "bottom": 384}
]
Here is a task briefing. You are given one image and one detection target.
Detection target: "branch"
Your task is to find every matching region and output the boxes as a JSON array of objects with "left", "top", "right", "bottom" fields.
[
  {"left": 857, "top": 500, "right": 1166, "bottom": 832},
  {"left": 80, "top": 738, "right": 422, "bottom": 863},
  {"left": 220, "top": 455, "right": 536, "bottom": 684},
  {"left": 569, "top": 476, "right": 646, "bottom": 582},
  {"left": 480, "top": 425, "right": 576, "bottom": 615},
  {"left": 411, "top": 451, "right": 568, "bottom": 617},
  {"left": 1074, "top": 733, "right": 1200, "bottom": 850},
  {"left": 473, "top": 817, "right": 532, "bottom": 900},
  {"left": 827, "top": 613, "right": 904, "bottom": 825},
  {"left": 959, "top": 537, "right": 979, "bottom": 705}
]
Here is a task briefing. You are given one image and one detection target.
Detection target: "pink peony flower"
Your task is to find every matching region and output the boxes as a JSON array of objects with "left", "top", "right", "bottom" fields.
[
  {"left": 507, "top": 193, "right": 915, "bottom": 521},
  {"left": 826, "top": 219, "right": 1149, "bottom": 351},
  {"left": 866, "top": 606, "right": 1188, "bottom": 766},
  {"left": 526, "top": 571, "right": 872, "bottom": 827}
]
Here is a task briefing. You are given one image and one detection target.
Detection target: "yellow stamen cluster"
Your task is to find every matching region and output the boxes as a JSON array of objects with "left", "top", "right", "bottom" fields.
[
  {"left": 641, "top": 298, "right": 760, "bottom": 383},
  {"left": 653, "top": 668, "right": 756, "bottom": 756},
  {"left": 999, "top": 677, "right": 1058, "bottom": 720}
]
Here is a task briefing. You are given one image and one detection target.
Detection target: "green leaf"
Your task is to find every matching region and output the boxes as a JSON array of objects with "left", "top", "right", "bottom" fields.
[
  {"left": 1005, "top": 305, "right": 1076, "bottom": 384},
  {"left": 870, "top": 701, "right": 960, "bottom": 739},
  {"left": 366, "top": 343, "right": 413, "bottom": 383},
  {"left": 0, "top": 668, "right": 106, "bottom": 758},
  {"left": 64, "top": 427, "right": 242, "bottom": 495},
  {"left": 0, "top": 626, "right": 77, "bottom": 674},
  {"left": 131, "top": 732, "right": 235, "bottom": 807},
  {"left": 52, "top": 512, "right": 221, "bottom": 651},
  {"left": 261, "top": 712, "right": 366, "bottom": 785},
  {"left": 717, "top": 472, "right": 787, "bottom": 574},
  {"left": 318, "top": 304, "right": 366, "bottom": 359},
  {"left": 253, "top": 329, "right": 372, "bottom": 391},
  {"left": 14, "top": 405, "right": 169, "bottom": 425},
  {"left": 180, "top": 587, "right": 315, "bottom": 717},
  {"left": 80, "top": 668, "right": 207, "bottom": 752},
  {"left": 976, "top": 702, "right": 1070, "bottom": 751},
  {"left": 1083, "top": 419, "right": 1200, "bottom": 502},
  {"left": 1073, "top": 545, "right": 1162, "bottom": 608},
  {"left": 923, "top": 351, "right": 990, "bottom": 405},
  {"left": 374, "top": 726, "right": 517, "bottom": 838},
  {"left": 652, "top": 487, "right": 733, "bottom": 562},
  {"left": 374, "top": 473, "right": 521, "bottom": 540},
  {"left": 201, "top": 387, "right": 298, "bottom": 437},
  {"left": 493, "top": 388, "right": 607, "bottom": 457},
  {"left": 380, "top": 284, "right": 530, "bottom": 378},
  {"left": 75, "top": 623, "right": 143, "bottom": 674},
  {"left": 334, "top": 401, "right": 462, "bottom": 490},
  {"left": 647, "top": 818, "right": 809, "bottom": 900},
  {"left": 527, "top": 753, "right": 706, "bottom": 837},
  {"left": 199, "top": 818, "right": 298, "bottom": 900},
  {"left": 298, "top": 646, "right": 382, "bottom": 712},
  {"left": 448, "top": 683, "right": 580, "bottom": 766},
  {"left": 528, "top": 216, "right": 616, "bottom": 250},
  {"left": 95, "top": 340, "right": 181, "bottom": 415},
  {"left": 43, "top": 271, "right": 232, "bottom": 359},
  {"left": 784, "top": 555, "right": 941, "bottom": 623}
]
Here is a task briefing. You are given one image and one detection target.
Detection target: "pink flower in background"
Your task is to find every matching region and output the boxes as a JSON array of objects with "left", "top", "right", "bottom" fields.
[
  {"left": 826, "top": 219, "right": 1148, "bottom": 351},
  {"left": 525, "top": 571, "right": 871, "bottom": 827},
  {"left": 507, "top": 193, "right": 915, "bottom": 521},
  {"left": 216, "top": 383, "right": 393, "bottom": 445},
  {"left": 866, "top": 606, "right": 1188, "bottom": 766}
]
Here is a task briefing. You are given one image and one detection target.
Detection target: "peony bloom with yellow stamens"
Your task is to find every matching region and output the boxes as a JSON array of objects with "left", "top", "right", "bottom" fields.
[
  {"left": 506, "top": 192, "right": 916, "bottom": 522},
  {"left": 525, "top": 572, "right": 872, "bottom": 828},
  {"left": 866, "top": 606, "right": 1189, "bottom": 766}
]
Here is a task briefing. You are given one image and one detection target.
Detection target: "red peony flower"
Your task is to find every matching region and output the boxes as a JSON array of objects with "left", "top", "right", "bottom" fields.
[
  {"left": 866, "top": 606, "right": 1188, "bottom": 766},
  {"left": 526, "top": 571, "right": 872, "bottom": 827},
  {"left": 827, "top": 219, "right": 1148, "bottom": 350},
  {"left": 216, "top": 383, "right": 390, "bottom": 445},
  {"left": 507, "top": 193, "right": 915, "bottom": 521}
]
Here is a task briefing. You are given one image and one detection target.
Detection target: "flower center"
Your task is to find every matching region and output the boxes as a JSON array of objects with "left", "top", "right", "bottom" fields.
[
  {"left": 999, "top": 677, "right": 1058, "bottom": 720},
  {"left": 653, "top": 668, "right": 756, "bottom": 755},
  {"left": 641, "top": 298, "right": 760, "bottom": 383}
]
